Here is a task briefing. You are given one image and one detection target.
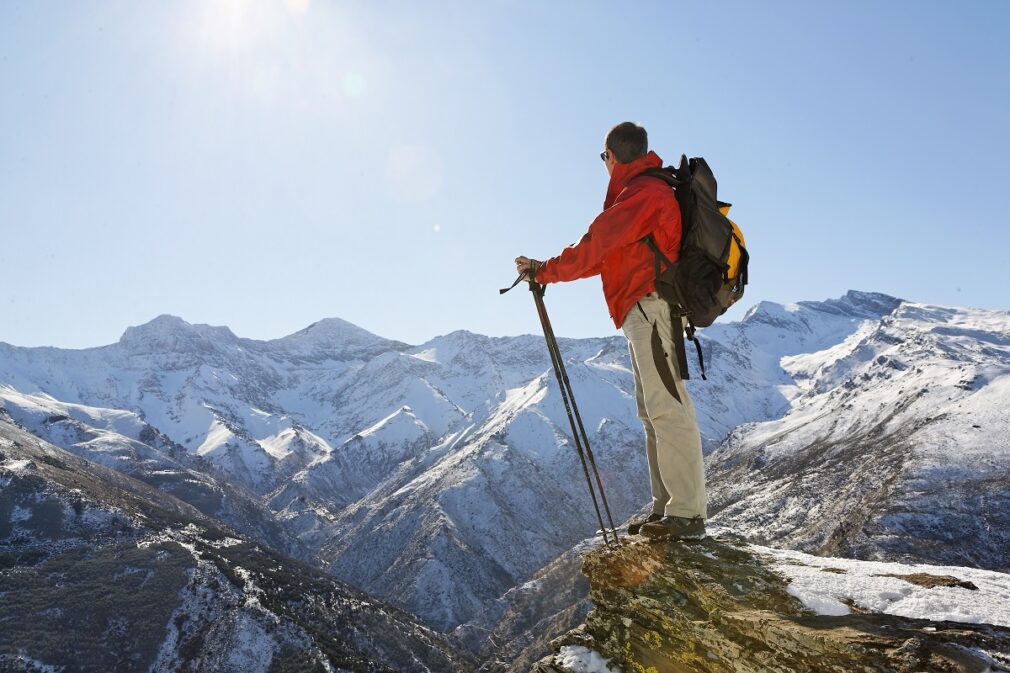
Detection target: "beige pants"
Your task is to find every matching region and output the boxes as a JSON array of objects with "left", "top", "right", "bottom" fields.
[{"left": 622, "top": 293, "right": 707, "bottom": 519}]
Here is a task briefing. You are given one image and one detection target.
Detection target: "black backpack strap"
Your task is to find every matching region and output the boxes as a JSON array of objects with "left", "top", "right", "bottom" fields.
[
  {"left": 643, "top": 234, "right": 676, "bottom": 268},
  {"left": 643, "top": 233, "right": 676, "bottom": 283},
  {"left": 637, "top": 166, "right": 681, "bottom": 189},
  {"left": 685, "top": 319, "right": 706, "bottom": 381},
  {"left": 673, "top": 324, "right": 690, "bottom": 381}
]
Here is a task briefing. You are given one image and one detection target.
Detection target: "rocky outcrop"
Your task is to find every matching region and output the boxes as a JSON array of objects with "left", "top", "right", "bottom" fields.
[{"left": 531, "top": 537, "right": 1010, "bottom": 673}]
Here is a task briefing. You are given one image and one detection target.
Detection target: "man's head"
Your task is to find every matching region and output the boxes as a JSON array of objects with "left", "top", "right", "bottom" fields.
[{"left": 602, "top": 122, "right": 648, "bottom": 175}]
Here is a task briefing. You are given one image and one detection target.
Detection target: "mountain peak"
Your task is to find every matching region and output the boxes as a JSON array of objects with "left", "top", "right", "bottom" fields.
[
  {"left": 408, "top": 329, "right": 492, "bottom": 366},
  {"left": 141, "top": 314, "right": 188, "bottom": 329},
  {"left": 273, "top": 317, "right": 406, "bottom": 359},
  {"left": 118, "top": 315, "right": 237, "bottom": 353},
  {"left": 302, "top": 317, "right": 367, "bottom": 334},
  {"left": 797, "top": 289, "right": 903, "bottom": 319},
  {"left": 280, "top": 317, "right": 385, "bottom": 343},
  {"left": 741, "top": 300, "right": 792, "bottom": 322}
]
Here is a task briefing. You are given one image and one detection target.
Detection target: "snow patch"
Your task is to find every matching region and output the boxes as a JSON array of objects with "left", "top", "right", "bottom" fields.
[
  {"left": 1, "top": 458, "right": 33, "bottom": 473},
  {"left": 556, "top": 645, "right": 620, "bottom": 672},
  {"left": 196, "top": 417, "right": 235, "bottom": 456},
  {"left": 756, "top": 546, "right": 1010, "bottom": 627}
]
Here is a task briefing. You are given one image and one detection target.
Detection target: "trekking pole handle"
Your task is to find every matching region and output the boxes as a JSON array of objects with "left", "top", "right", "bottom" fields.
[{"left": 499, "top": 273, "right": 545, "bottom": 296}]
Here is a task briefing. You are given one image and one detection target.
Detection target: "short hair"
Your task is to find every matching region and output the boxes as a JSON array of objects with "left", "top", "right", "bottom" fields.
[{"left": 605, "top": 122, "right": 648, "bottom": 163}]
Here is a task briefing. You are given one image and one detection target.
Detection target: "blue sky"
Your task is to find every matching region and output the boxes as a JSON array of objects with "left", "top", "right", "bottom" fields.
[{"left": 1, "top": 1, "right": 1007, "bottom": 348}]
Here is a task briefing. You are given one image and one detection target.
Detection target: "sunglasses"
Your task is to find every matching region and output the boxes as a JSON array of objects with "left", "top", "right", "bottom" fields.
[{"left": 599, "top": 150, "right": 609, "bottom": 162}]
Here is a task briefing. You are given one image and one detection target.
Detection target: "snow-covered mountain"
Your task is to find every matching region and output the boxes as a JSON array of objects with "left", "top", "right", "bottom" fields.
[
  {"left": 2, "top": 290, "right": 1006, "bottom": 636},
  {"left": 707, "top": 300, "right": 1010, "bottom": 570},
  {"left": 0, "top": 387, "right": 306, "bottom": 560},
  {"left": 0, "top": 411, "right": 473, "bottom": 672}
]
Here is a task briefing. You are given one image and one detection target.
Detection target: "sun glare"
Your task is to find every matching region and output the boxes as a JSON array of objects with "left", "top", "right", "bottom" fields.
[
  {"left": 283, "top": 0, "right": 311, "bottom": 13},
  {"left": 197, "top": 0, "right": 309, "bottom": 53},
  {"left": 176, "top": 1, "right": 377, "bottom": 113}
]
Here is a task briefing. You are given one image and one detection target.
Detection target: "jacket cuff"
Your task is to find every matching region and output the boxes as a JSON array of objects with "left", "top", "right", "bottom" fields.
[{"left": 533, "top": 259, "right": 553, "bottom": 283}]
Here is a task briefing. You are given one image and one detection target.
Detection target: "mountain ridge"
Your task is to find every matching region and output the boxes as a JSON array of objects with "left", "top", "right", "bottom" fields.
[{"left": 3, "top": 290, "right": 1008, "bottom": 638}]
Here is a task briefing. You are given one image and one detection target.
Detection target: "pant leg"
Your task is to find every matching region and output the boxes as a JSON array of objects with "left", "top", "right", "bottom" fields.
[
  {"left": 627, "top": 335, "right": 668, "bottom": 516},
  {"left": 622, "top": 294, "right": 707, "bottom": 519}
]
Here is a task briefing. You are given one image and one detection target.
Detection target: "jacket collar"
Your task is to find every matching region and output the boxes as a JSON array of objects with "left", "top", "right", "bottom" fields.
[{"left": 604, "top": 150, "right": 663, "bottom": 209}]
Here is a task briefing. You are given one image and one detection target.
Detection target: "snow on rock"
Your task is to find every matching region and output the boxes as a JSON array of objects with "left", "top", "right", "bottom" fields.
[
  {"left": 0, "top": 458, "right": 33, "bottom": 474},
  {"left": 555, "top": 645, "right": 619, "bottom": 673},
  {"left": 757, "top": 545, "right": 1010, "bottom": 627},
  {"left": 257, "top": 425, "right": 332, "bottom": 462}
]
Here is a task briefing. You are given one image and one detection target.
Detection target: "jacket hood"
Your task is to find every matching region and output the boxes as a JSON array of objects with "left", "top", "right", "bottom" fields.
[{"left": 604, "top": 150, "right": 663, "bottom": 209}]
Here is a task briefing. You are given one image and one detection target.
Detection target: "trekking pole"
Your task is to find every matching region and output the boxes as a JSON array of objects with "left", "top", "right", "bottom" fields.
[
  {"left": 500, "top": 274, "right": 621, "bottom": 547},
  {"left": 530, "top": 283, "right": 621, "bottom": 545}
]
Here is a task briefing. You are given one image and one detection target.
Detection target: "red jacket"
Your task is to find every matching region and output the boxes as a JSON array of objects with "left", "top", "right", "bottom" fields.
[{"left": 535, "top": 151, "right": 682, "bottom": 328}]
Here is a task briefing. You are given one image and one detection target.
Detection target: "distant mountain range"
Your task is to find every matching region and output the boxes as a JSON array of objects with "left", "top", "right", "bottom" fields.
[{"left": 2, "top": 290, "right": 1008, "bottom": 666}]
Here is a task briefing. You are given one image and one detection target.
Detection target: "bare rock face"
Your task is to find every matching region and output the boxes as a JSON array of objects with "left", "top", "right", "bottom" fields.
[{"left": 531, "top": 537, "right": 1010, "bottom": 673}]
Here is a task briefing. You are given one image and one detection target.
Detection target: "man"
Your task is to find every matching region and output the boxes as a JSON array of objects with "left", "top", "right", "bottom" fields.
[{"left": 515, "top": 122, "right": 706, "bottom": 540}]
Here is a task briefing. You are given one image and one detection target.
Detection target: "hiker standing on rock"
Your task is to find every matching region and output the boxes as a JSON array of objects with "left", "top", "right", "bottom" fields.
[{"left": 515, "top": 122, "right": 706, "bottom": 540}]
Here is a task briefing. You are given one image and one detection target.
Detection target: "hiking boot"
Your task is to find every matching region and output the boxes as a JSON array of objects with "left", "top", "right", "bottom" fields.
[
  {"left": 627, "top": 512, "right": 663, "bottom": 536},
  {"left": 640, "top": 515, "right": 706, "bottom": 541}
]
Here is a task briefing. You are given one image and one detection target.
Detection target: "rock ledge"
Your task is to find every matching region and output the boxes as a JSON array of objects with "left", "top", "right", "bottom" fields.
[{"left": 531, "top": 536, "right": 1010, "bottom": 673}]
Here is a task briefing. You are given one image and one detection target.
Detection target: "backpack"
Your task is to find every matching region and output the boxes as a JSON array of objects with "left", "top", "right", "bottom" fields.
[{"left": 640, "top": 155, "right": 750, "bottom": 380}]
